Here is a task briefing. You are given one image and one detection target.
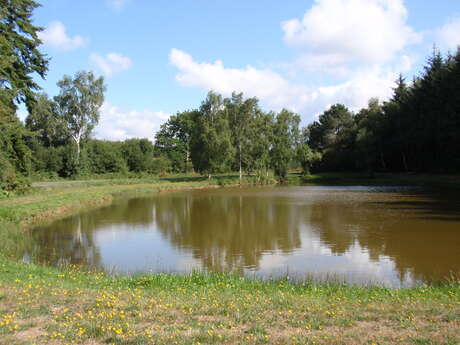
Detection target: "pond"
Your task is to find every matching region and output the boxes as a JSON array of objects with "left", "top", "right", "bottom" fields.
[{"left": 26, "top": 185, "right": 460, "bottom": 287}]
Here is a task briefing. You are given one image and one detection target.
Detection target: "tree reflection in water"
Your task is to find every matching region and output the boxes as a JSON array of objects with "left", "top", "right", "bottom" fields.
[{"left": 26, "top": 186, "right": 460, "bottom": 284}]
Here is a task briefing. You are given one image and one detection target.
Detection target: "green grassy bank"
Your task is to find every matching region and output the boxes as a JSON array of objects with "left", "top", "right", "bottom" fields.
[{"left": 0, "top": 176, "right": 459, "bottom": 345}]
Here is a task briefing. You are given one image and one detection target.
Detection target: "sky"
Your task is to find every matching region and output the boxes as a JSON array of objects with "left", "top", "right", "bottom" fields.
[{"left": 26, "top": 0, "right": 460, "bottom": 142}]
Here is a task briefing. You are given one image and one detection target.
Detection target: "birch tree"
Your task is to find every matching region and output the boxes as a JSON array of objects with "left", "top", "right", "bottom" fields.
[
  {"left": 55, "top": 71, "right": 106, "bottom": 162},
  {"left": 226, "top": 93, "right": 259, "bottom": 183}
]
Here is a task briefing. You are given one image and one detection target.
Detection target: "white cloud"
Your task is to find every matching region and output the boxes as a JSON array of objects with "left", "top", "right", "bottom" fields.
[
  {"left": 281, "top": 0, "right": 420, "bottom": 67},
  {"left": 170, "top": 48, "right": 313, "bottom": 113},
  {"left": 170, "top": 48, "right": 398, "bottom": 122},
  {"left": 38, "top": 21, "right": 86, "bottom": 51},
  {"left": 314, "top": 67, "right": 397, "bottom": 112},
  {"left": 90, "top": 53, "right": 132, "bottom": 77},
  {"left": 169, "top": 1, "right": 420, "bottom": 122},
  {"left": 436, "top": 16, "right": 460, "bottom": 51},
  {"left": 94, "top": 103, "right": 170, "bottom": 142}
]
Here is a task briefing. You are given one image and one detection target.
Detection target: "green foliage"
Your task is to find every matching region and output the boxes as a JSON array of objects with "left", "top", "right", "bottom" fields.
[
  {"left": 354, "top": 98, "right": 387, "bottom": 172},
  {"left": 25, "top": 93, "right": 66, "bottom": 146},
  {"left": 0, "top": 145, "right": 30, "bottom": 193},
  {"left": 150, "top": 156, "right": 172, "bottom": 176},
  {"left": 190, "top": 91, "right": 235, "bottom": 176},
  {"left": 0, "top": 0, "right": 48, "bottom": 106},
  {"left": 86, "top": 140, "right": 127, "bottom": 174},
  {"left": 0, "top": 111, "right": 32, "bottom": 190},
  {"left": 122, "top": 138, "right": 156, "bottom": 173},
  {"left": 271, "top": 109, "right": 300, "bottom": 180},
  {"left": 154, "top": 110, "right": 196, "bottom": 173},
  {"left": 0, "top": 0, "right": 48, "bottom": 191},
  {"left": 0, "top": 151, "right": 16, "bottom": 191},
  {"left": 300, "top": 49, "right": 460, "bottom": 174},
  {"left": 28, "top": 139, "right": 63, "bottom": 174},
  {"left": 0, "top": 119, "right": 32, "bottom": 173},
  {"left": 307, "top": 104, "right": 356, "bottom": 171},
  {"left": 297, "top": 142, "right": 321, "bottom": 176},
  {"left": 226, "top": 92, "right": 259, "bottom": 179},
  {"left": 245, "top": 111, "right": 274, "bottom": 179}
]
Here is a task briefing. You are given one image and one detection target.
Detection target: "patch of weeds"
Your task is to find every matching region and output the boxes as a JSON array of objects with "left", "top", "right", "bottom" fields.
[
  {"left": 191, "top": 330, "right": 223, "bottom": 344},
  {"left": 411, "top": 337, "right": 434, "bottom": 345},
  {"left": 82, "top": 324, "right": 106, "bottom": 338},
  {"left": 109, "top": 336, "right": 151, "bottom": 345},
  {"left": 441, "top": 311, "right": 460, "bottom": 322},
  {"left": 334, "top": 318, "right": 355, "bottom": 327},
  {"left": 246, "top": 324, "right": 267, "bottom": 336},
  {"left": 19, "top": 305, "right": 49, "bottom": 318},
  {"left": 354, "top": 314, "right": 380, "bottom": 322},
  {"left": 309, "top": 318, "right": 324, "bottom": 330}
]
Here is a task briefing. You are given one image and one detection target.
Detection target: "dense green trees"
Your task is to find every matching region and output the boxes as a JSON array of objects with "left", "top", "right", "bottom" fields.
[
  {"left": 25, "top": 93, "right": 65, "bottom": 147},
  {"left": 86, "top": 140, "right": 127, "bottom": 174},
  {"left": 297, "top": 128, "right": 321, "bottom": 175},
  {"left": 271, "top": 110, "right": 300, "bottom": 180},
  {"left": 121, "top": 138, "right": 157, "bottom": 173},
  {"left": 190, "top": 92, "right": 235, "bottom": 178},
  {"left": 1, "top": 0, "right": 460, "bottom": 192},
  {"left": 6, "top": 47, "right": 459, "bottom": 189},
  {"left": 22, "top": 71, "right": 106, "bottom": 178},
  {"left": 308, "top": 104, "right": 356, "bottom": 171},
  {"left": 308, "top": 48, "right": 460, "bottom": 174},
  {"left": 1, "top": 0, "right": 49, "bottom": 190},
  {"left": 153, "top": 92, "right": 302, "bottom": 181},
  {"left": 154, "top": 110, "right": 196, "bottom": 173},
  {"left": 0, "top": 0, "right": 48, "bottom": 106}
]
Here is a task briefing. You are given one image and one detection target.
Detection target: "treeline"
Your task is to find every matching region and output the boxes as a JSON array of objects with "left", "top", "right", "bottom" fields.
[
  {"left": 154, "top": 92, "right": 308, "bottom": 180},
  {"left": 2, "top": 49, "right": 460, "bottom": 193},
  {"left": 153, "top": 48, "right": 460, "bottom": 178},
  {"left": 5, "top": 89, "right": 308, "bottom": 185},
  {"left": 307, "top": 49, "right": 460, "bottom": 173},
  {"left": 2, "top": 1, "right": 460, "bottom": 193}
]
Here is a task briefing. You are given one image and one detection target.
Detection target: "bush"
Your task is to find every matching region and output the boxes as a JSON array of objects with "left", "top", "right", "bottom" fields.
[
  {"left": 0, "top": 153, "right": 16, "bottom": 191},
  {"left": 85, "top": 140, "right": 128, "bottom": 175}
]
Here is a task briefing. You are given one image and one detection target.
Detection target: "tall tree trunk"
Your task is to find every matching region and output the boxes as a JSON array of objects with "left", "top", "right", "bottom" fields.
[
  {"left": 185, "top": 148, "right": 190, "bottom": 173},
  {"left": 72, "top": 130, "right": 82, "bottom": 163},
  {"left": 401, "top": 151, "right": 409, "bottom": 172},
  {"left": 76, "top": 140, "right": 80, "bottom": 162},
  {"left": 380, "top": 151, "right": 386, "bottom": 170},
  {"left": 239, "top": 143, "right": 242, "bottom": 184},
  {"left": 71, "top": 136, "right": 81, "bottom": 163}
]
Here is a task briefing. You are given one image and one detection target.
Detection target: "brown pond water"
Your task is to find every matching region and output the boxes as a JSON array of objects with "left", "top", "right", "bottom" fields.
[{"left": 26, "top": 186, "right": 460, "bottom": 287}]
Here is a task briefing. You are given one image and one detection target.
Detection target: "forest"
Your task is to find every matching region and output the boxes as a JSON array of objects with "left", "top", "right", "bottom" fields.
[{"left": 1, "top": 0, "right": 460, "bottom": 193}]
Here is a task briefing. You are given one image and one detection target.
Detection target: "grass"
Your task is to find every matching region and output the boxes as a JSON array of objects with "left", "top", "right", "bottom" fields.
[
  {"left": 0, "top": 260, "right": 459, "bottom": 345},
  {"left": 0, "top": 174, "right": 459, "bottom": 344}
]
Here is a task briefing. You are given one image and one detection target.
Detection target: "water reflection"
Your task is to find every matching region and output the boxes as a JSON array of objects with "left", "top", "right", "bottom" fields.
[
  {"left": 153, "top": 190, "right": 302, "bottom": 271},
  {"left": 27, "top": 186, "right": 460, "bottom": 286}
]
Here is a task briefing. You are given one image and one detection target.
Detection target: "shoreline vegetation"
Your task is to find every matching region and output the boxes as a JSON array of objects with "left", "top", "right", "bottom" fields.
[{"left": 0, "top": 174, "right": 459, "bottom": 345}]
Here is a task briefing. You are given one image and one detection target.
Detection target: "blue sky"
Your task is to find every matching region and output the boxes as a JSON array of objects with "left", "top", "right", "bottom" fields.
[{"left": 29, "top": 0, "right": 460, "bottom": 141}]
